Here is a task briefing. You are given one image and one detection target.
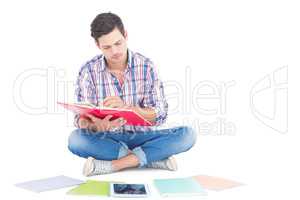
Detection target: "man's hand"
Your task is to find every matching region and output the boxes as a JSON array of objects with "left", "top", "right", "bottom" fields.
[
  {"left": 103, "top": 96, "right": 157, "bottom": 124},
  {"left": 78, "top": 116, "right": 91, "bottom": 129},
  {"left": 84, "top": 114, "right": 127, "bottom": 132},
  {"left": 103, "top": 96, "right": 127, "bottom": 108}
]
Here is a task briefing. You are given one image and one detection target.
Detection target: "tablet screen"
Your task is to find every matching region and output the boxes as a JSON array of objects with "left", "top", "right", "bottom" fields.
[{"left": 113, "top": 184, "right": 147, "bottom": 195}]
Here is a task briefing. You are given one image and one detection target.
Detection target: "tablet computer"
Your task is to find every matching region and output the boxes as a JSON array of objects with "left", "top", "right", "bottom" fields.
[{"left": 110, "top": 183, "right": 150, "bottom": 198}]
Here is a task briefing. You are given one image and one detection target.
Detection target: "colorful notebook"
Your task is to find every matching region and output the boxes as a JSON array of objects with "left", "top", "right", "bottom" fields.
[
  {"left": 192, "top": 175, "right": 243, "bottom": 191},
  {"left": 153, "top": 177, "right": 207, "bottom": 197},
  {"left": 58, "top": 102, "right": 153, "bottom": 126},
  {"left": 67, "top": 180, "right": 110, "bottom": 196},
  {"left": 15, "top": 175, "right": 84, "bottom": 193}
]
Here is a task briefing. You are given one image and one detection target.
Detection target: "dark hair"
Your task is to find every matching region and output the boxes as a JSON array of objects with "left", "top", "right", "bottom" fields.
[{"left": 90, "top": 12, "right": 125, "bottom": 41}]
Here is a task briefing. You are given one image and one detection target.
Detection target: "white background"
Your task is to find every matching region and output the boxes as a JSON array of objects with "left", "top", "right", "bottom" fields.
[{"left": 0, "top": 0, "right": 299, "bottom": 199}]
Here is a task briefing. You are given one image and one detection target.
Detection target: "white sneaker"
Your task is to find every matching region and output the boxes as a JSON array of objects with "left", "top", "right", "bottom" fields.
[
  {"left": 146, "top": 156, "right": 178, "bottom": 171},
  {"left": 83, "top": 157, "right": 114, "bottom": 176}
]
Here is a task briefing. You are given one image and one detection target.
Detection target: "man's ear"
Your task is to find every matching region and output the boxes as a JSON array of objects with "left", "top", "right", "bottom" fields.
[{"left": 95, "top": 40, "right": 101, "bottom": 49}]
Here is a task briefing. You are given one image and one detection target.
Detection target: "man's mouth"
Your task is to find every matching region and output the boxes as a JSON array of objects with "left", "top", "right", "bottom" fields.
[{"left": 112, "top": 54, "right": 122, "bottom": 59}]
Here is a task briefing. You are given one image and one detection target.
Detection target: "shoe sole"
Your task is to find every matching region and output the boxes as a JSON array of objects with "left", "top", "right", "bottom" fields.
[
  {"left": 167, "top": 156, "right": 178, "bottom": 171},
  {"left": 82, "top": 157, "right": 95, "bottom": 177}
]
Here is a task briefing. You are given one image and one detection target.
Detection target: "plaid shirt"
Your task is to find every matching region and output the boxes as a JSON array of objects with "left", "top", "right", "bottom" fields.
[{"left": 74, "top": 49, "right": 168, "bottom": 132}]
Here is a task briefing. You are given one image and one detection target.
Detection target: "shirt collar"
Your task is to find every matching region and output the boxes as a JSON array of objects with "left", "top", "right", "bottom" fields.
[{"left": 99, "top": 49, "right": 133, "bottom": 72}]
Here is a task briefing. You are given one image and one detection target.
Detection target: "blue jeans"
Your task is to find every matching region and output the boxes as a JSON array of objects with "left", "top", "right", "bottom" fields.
[{"left": 68, "top": 126, "right": 197, "bottom": 167}]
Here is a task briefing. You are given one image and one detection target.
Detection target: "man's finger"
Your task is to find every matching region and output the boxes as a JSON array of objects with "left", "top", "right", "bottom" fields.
[
  {"left": 85, "top": 114, "right": 96, "bottom": 122},
  {"left": 104, "top": 96, "right": 118, "bottom": 100},
  {"left": 103, "top": 99, "right": 119, "bottom": 106},
  {"left": 103, "top": 96, "right": 117, "bottom": 103},
  {"left": 105, "top": 100, "right": 124, "bottom": 108},
  {"left": 103, "top": 101, "right": 111, "bottom": 107},
  {"left": 111, "top": 117, "right": 127, "bottom": 126},
  {"left": 119, "top": 118, "right": 127, "bottom": 126},
  {"left": 103, "top": 115, "right": 113, "bottom": 121},
  {"left": 108, "top": 102, "right": 119, "bottom": 108},
  {"left": 103, "top": 97, "right": 122, "bottom": 106}
]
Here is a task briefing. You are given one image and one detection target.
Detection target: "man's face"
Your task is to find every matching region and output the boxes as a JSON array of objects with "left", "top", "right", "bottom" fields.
[{"left": 96, "top": 27, "right": 128, "bottom": 65}]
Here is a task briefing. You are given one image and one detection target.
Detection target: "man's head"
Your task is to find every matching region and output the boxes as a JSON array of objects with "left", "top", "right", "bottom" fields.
[{"left": 91, "top": 12, "right": 128, "bottom": 65}]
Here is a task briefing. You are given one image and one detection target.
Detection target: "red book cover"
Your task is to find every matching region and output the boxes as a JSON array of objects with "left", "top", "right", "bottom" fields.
[{"left": 58, "top": 102, "right": 153, "bottom": 126}]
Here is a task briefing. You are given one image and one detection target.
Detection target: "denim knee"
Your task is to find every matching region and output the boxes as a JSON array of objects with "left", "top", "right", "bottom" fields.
[
  {"left": 178, "top": 126, "right": 197, "bottom": 151},
  {"left": 68, "top": 129, "right": 90, "bottom": 157},
  {"left": 68, "top": 129, "right": 129, "bottom": 160}
]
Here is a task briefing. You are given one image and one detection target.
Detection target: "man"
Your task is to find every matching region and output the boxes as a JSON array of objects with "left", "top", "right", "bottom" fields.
[{"left": 68, "top": 12, "right": 197, "bottom": 176}]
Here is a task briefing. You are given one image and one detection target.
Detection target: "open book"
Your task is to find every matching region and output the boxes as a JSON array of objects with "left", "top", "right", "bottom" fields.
[{"left": 57, "top": 102, "right": 153, "bottom": 126}]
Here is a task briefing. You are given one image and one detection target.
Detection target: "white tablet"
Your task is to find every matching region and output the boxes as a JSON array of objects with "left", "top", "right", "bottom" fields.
[{"left": 110, "top": 183, "right": 150, "bottom": 198}]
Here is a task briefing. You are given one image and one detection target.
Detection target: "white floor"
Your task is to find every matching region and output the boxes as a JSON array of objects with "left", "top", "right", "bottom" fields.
[{"left": 1, "top": 114, "right": 299, "bottom": 200}]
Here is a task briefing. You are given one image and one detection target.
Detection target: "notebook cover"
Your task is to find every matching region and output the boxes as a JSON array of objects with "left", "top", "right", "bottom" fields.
[
  {"left": 192, "top": 175, "right": 243, "bottom": 191},
  {"left": 15, "top": 175, "right": 84, "bottom": 193},
  {"left": 153, "top": 177, "right": 207, "bottom": 197},
  {"left": 67, "top": 180, "right": 110, "bottom": 196},
  {"left": 58, "top": 102, "right": 153, "bottom": 126}
]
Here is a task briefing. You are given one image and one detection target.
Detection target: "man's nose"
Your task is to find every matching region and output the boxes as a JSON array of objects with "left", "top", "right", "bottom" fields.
[{"left": 111, "top": 45, "right": 118, "bottom": 54}]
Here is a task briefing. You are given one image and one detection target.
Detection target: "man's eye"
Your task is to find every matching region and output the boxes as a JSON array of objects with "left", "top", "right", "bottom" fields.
[{"left": 115, "top": 42, "right": 122, "bottom": 46}]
